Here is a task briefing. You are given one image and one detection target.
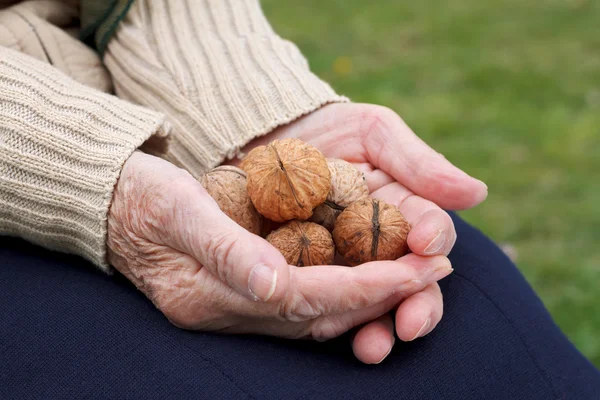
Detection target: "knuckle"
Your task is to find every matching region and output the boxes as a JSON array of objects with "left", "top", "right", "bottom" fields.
[
  {"left": 346, "top": 281, "right": 373, "bottom": 309},
  {"left": 361, "top": 109, "right": 386, "bottom": 139},
  {"left": 203, "top": 232, "right": 239, "bottom": 283},
  {"left": 310, "top": 317, "right": 347, "bottom": 342},
  {"left": 278, "top": 292, "right": 321, "bottom": 322},
  {"left": 360, "top": 106, "right": 398, "bottom": 136}
]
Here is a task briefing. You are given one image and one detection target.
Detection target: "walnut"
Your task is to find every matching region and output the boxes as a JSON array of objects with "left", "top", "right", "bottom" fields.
[
  {"left": 310, "top": 159, "right": 369, "bottom": 231},
  {"left": 240, "top": 138, "right": 331, "bottom": 222},
  {"left": 199, "top": 166, "right": 262, "bottom": 235},
  {"left": 266, "top": 221, "right": 335, "bottom": 266},
  {"left": 333, "top": 198, "right": 410, "bottom": 266}
]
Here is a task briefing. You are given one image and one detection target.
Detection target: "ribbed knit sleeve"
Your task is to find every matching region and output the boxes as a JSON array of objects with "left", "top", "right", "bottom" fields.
[
  {"left": 103, "top": 0, "right": 348, "bottom": 178},
  {"left": 0, "top": 46, "right": 170, "bottom": 272}
]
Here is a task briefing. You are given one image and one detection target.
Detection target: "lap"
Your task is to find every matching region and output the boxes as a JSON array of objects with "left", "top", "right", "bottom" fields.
[{"left": 1, "top": 214, "right": 598, "bottom": 399}]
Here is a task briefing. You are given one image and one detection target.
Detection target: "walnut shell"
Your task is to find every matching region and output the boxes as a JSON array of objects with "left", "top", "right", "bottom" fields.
[
  {"left": 240, "top": 138, "right": 331, "bottom": 222},
  {"left": 266, "top": 221, "right": 335, "bottom": 267},
  {"left": 310, "top": 159, "right": 370, "bottom": 231},
  {"left": 199, "top": 166, "right": 262, "bottom": 235},
  {"left": 333, "top": 198, "right": 410, "bottom": 266}
]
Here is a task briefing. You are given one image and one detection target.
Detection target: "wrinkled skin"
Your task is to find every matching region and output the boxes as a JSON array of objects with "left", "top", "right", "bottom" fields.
[{"left": 108, "top": 103, "right": 487, "bottom": 365}]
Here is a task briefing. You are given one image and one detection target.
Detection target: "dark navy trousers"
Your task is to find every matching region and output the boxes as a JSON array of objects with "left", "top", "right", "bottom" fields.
[{"left": 1, "top": 214, "right": 599, "bottom": 399}]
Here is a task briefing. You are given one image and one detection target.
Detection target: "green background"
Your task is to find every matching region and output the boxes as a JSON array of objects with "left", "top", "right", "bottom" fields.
[{"left": 263, "top": 0, "right": 600, "bottom": 366}]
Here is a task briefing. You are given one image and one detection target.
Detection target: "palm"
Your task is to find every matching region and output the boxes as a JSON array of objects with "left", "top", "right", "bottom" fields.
[
  {"left": 108, "top": 152, "right": 453, "bottom": 353},
  {"left": 112, "top": 103, "right": 488, "bottom": 366},
  {"left": 242, "top": 102, "right": 488, "bottom": 363}
]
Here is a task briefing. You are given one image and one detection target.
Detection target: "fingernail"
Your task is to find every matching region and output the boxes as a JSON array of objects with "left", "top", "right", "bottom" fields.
[
  {"left": 248, "top": 263, "right": 277, "bottom": 302},
  {"left": 423, "top": 230, "right": 445, "bottom": 255},
  {"left": 410, "top": 318, "right": 431, "bottom": 341},
  {"left": 477, "top": 179, "right": 488, "bottom": 190},
  {"left": 373, "top": 337, "right": 395, "bottom": 364},
  {"left": 433, "top": 265, "right": 453, "bottom": 277}
]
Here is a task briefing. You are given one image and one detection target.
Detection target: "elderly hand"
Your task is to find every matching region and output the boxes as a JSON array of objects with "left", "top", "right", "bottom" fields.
[
  {"left": 233, "top": 103, "right": 488, "bottom": 363},
  {"left": 107, "top": 151, "right": 453, "bottom": 362}
]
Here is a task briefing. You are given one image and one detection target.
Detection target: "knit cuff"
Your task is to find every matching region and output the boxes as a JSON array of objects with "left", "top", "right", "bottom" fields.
[
  {"left": 103, "top": 0, "right": 349, "bottom": 178},
  {"left": 0, "top": 46, "right": 170, "bottom": 272}
]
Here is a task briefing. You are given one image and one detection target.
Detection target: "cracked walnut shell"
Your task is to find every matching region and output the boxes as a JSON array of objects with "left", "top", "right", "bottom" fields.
[
  {"left": 240, "top": 138, "right": 331, "bottom": 222},
  {"left": 310, "top": 159, "right": 370, "bottom": 231},
  {"left": 333, "top": 198, "right": 410, "bottom": 266},
  {"left": 266, "top": 221, "right": 335, "bottom": 267},
  {"left": 199, "top": 166, "right": 262, "bottom": 235}
]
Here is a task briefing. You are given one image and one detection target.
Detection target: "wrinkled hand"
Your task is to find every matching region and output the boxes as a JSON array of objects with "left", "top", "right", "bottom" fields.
[
  {"left": 108, "top": 151, "right": 453, "bottom": 361},
  {"left": 233, "top": 103, "right": 488, "bottom": 363}
]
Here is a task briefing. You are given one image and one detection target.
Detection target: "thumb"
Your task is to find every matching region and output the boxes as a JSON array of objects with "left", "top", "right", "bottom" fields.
[{"left": 169, "top": 186, "right": 290, "bottom": 303}]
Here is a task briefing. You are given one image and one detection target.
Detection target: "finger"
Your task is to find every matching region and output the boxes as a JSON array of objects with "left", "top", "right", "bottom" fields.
[
  {"left": 209, "top": 275, "right": 441, "bottom": 342},
  {"left": 352, "top": 314, "right": 395, "bottom": 364},
  {"left": 371, "top": 182, "right": 457, "bottom": 255},
  {"left": 283, "top": 254, "right": 452, "bottom": 320},
  {"left": 353, "top": 163, "right": 395, "bottom": 193},
  {"left": 362, "top": 105, "right": 487, "bottom": 210},
  {"left": 395, "top": 283, "right": 443, "bottom": 342},
  {"left": 405, "top": 205, "right": 456, "bottom": 256},
  {"left": 185, "top": 254, "right": 451, "bottom": 328},
  {"left": 210, "top": 287, "right": 401, "bottom": 339},
  {"left": 165, "top": 182, "right": 291, "bottom": 303},
  {"left": 307, "top": 288, "right": 403, "bottom": 341}
]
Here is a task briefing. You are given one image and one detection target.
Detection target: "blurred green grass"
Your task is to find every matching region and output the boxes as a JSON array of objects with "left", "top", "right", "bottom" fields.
[{"left": 263, "top": 0, "right": 600, "bottom": 366}]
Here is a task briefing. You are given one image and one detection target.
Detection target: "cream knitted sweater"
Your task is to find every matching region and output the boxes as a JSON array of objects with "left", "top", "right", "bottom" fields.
[{"left": 0, "top": 0, "right": 346, "bottom": 272}]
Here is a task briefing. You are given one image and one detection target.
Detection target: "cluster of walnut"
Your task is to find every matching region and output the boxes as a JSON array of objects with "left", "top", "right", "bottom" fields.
[{"left": 199, "top": 138, "right": 410, "bottom": 267}]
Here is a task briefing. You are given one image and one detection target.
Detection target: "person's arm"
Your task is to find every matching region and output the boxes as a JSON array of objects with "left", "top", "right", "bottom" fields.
[
  {"left": 101, "top": 0, "right": 348, "bottom": 177},
  {"left": 0, "top": 45, "right": 170, "bottom": 271},
  {"left": 94, "top": 0, "right": 488, "bottom": 365},
  {"left": 0, "top": 43, "right": 452, "bottom": 366}
]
